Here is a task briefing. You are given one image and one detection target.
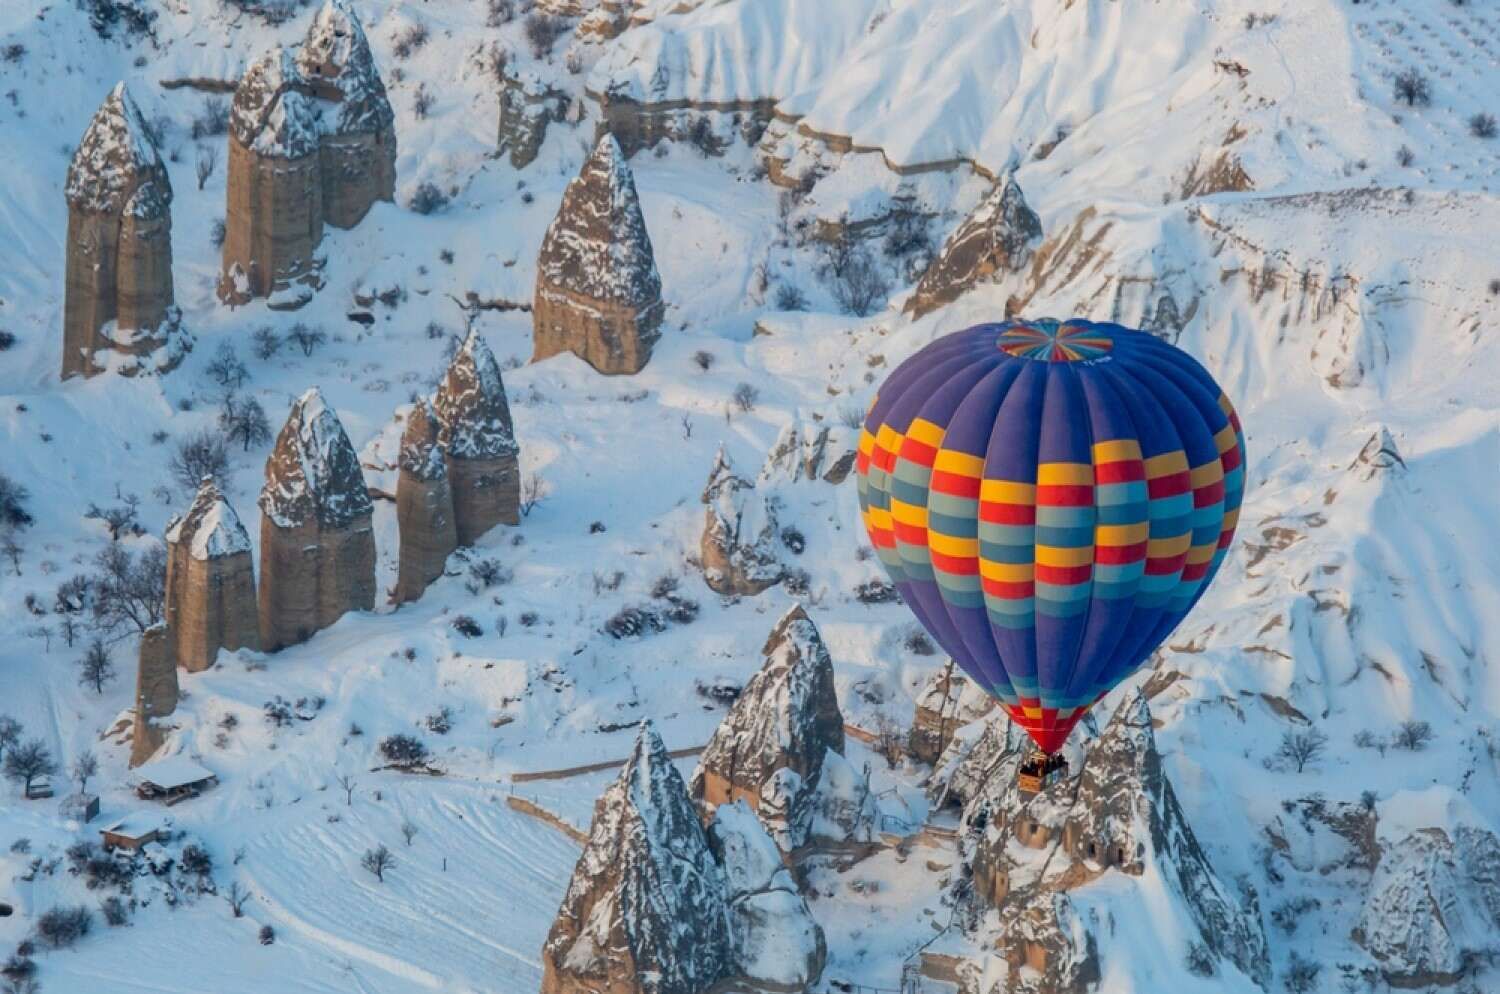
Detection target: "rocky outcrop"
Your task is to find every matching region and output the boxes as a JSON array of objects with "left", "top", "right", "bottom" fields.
[
  {"left": 1350, "top": 426, "right": 1406, "bottom": 481},
  {"left": 63, "top": 83, "right": 186, "bottom": 379},
  {"left": 1353, "top": 826, "right": 1500, "bottom": 989},
  {"left": 395, "top": 400, "right": 456, "bottom": 603},
  {"left": 257, "top": 387, "right": 376, "bottom": 650},
  {"left": 692, "top": 605, "right": 845, "bottom": 815},
  {"left": 700, "top": 447, "right": 785, "bottom": 596},
  {"left": 496, "top": 69, "right": 567, "bottom": 169},
  {"left": 219, "top": 48, "right": 326, "bottom": 308},
  {"left": 964, "top": 694, "right": 1269, "bottom": 991},
  {"left": 904, "top": 176, "right": 1041, "bottom": 320},
  {"left": 533, "top": 133, "right": 664, "bottom": 375},
  {"left": 297, "top": 0, "right": 398, "bottom": 229},
  {"left": 433, "top": 328, "right": 520, "bottom": 544},
  {"left": 709, "top": 801, "right": 827, "bottom": 992},
  {"left": 758, "top": 420, "right": 858, "bottom": 487},
  {"left": 576, "top": 2, "right": 633, "bottom": 42},
  {"left": 163, "top": 477, "right": 260, "bottom": 671},
  {"left": 541, "top": 722, "right": 735, "bottom": 994},
  {"left": 909, "top": 662, "right": 995, "bottom": 766},
  {"left": 928, "top": 715, "right": 1023, "bottom": 812},
  {"left": 130, "top": 624, "right": 178, "bottom": 767}
]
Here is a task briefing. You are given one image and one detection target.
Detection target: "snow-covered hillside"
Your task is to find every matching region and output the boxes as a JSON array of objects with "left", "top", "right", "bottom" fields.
[{"left": 2, "top": 0, "right": 1499, "bottom": 992}]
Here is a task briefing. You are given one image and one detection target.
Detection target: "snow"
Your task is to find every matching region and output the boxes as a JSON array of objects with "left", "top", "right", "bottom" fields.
[
  {"left": 64, "top": 81, "right": 167, "bottom": 215},
  {"left": 259, "top": 386, "right": 374, "bottom": 529},
  {"left": 166, "top": 479, "right": 254, "bottom": 560},
  {"left": 132, "top": 756, "right": 216, "bottom": 790}
]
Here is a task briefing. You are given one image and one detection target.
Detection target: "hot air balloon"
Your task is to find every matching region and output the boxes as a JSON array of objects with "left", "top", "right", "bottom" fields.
[{"left": 856, "top": 318, "right": 1245, "bottom": 792}]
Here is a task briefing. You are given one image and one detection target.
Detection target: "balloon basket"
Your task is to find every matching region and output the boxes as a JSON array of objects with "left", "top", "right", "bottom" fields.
[{"left": 1017, "top": 751, "right": 1068, "bottom": 796}]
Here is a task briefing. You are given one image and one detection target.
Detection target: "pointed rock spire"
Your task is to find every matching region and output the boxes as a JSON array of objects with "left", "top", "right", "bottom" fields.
[
  {"left": 395, "top": 400, "right": 457, "bottom": 604},
  {"left": 533, "top": 132, "right": 664, "bottom": 374},
  {"left": 66, "top": 83, "right": 168, "bottom": 215},
  {"left": 433, "top": 328, "right": 520, "bottom": 543},
  {"left": 231, "top": 47, "right": 322, "bottom": 159},
  {"left": 163, "top": 477, "right": 260, "bottom": 671},
  {"left": 542, "top": 721, "right": 735, "bottom": 994},
  {"left": 399, "top": 400, "right": 447, "bottom": 481},
  {"left": 130, "top": 624, "right": 179, "bottom": 767},
  {"left": 905, "top": 175, "right": 1041, "bottom": 319},
  {"left": 699, "top": 448, "right": 785, "bottom": 596},
  {"left": 260, "top": 387, "right": 373, "bottom": 529},
  {"left": 166, "top": 477, "right": 252, "bottom": 560}
]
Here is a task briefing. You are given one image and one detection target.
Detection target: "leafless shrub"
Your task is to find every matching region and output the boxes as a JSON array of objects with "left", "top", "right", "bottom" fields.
[
  {"left": 360, "top": 844, "right": 395, "bottom": 882},
  {"left": 1393, "top": 719, "right": 1433, "bottom": 751},
  {"left": 413, "top": 84, "right": 435, "bottom": 119},
  {"left": 288, "top": 323, "right": 327, "bottom": 356},
  {"left": 195, "top": 143, "right": 219, "bottom": 190},
  {"left": 189, "top": 96, "right": 229, "bottom": 140},
  {"left": 1393, "top": 68, "right": 1430, "bottom": 107},
  {"left": 1469, "top": 112, "right": 1497, "bottom": 139},
  {"left": 169, "top": 429, "right": 230, "bottom": 491},
  {"left": 1275, "top": 728, "right": 1328, "bottom": 772},
  {"left": 524, "top": 13, "right": 564, "bottom": 58},
  {"left": 251, "top": 326, "right": 281, "bottom": 360},
  {"left": 392, "top": 21, "right": 430, "bottom": 59},
  {"left": 732, "top": 382, "right": 759, "bottom": 412}
]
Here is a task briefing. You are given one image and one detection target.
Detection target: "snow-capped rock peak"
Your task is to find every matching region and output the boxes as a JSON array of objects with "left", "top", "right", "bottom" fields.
[
  {"left": 65, "top": 82, "right": 169, "bottom": 216},
  {"left": 398, "top": 400, "right": 447, "bottom": 481},
  {"left": 297, "top": 0, "right": 394, "bottom": 135},
  {"left": 259, "top": 387, "right": 374, "bottom": 529},
  {"left": 232, "top": 47, "right": 322, "bottom": 159},
  {"left": 433, "top": 328, "right": 518, "bottom": 461},
  {"left": 165, "top": 477, "right": 252, "bottom": 561}
]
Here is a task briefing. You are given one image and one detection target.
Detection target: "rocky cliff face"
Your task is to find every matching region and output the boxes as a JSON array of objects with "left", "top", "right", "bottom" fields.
[
  {"left": 904, "top": 176, "right": 1042, "bottom": 320},
  {"left": 258, "top": 387, "right": 376, "bottom": 650},
  {"left": 928, "top": 714, "right": 1024, "bottom": 812},
  {"left": 699, "top": 447, "right": 785, "bottom": 596},
  {"left": 533, "top": 132, "right": 664, "bottom": 375},
  {"left": 163, "top": 477, "right": 260, "bottom": 671},
  {"left": 541, "top": 722, "right": 735, "bottom": 994},
  {"left": 130, "top": 624, "right": 179, "bottom": 768},
  {"left": 496, "top": 70, "right": 568, "bottom": 170},
  {"left": 63, "top": 82, "right": 186, "bottom": 379},
  {"left": 395, "top": 400, "right": 457, "bottom": 604},
  {"left": 433, "top": 328, "right": 520, "bottom": 544},
  {"left": 757, "top": 420, "right": 858, "bottom": 487},
  {"left": 691, "top": 605, "right": 845, "bottom": 815},
  {"left": 908, "top": 662, "right": 996, "bottom": 766},
  {"left": 1354, "top": 826, "right": 1500, "bottom": 988}
]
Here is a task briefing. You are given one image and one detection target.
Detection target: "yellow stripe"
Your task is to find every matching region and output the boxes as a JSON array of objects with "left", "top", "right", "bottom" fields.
[
  {"left": 866, "top": 507, "right": 893, "bottom": 530},
  {"left": 875, "top": 425, "right": 903, "bottom": 454},
  {"left": 1035, "top": 545, "right": 1093, "bottom": 567},
  {"left": 980, "top": 479, "right": 1037, "bottom": 504},
  {"left": 1144, "top": 451, "right": 1189, "bottom": 476},
  {"left": 933, "top": 449, "right": 985, "bottom": 477},
  {"left": 1222, "top": 507, "right": 1241, "bottom": 530},
  {"left": 1023, "top": 706, "right": 1042, "bottom": 718},
  {"left": 1147, "top": 534, "right": 1192, "bottom": 557},
  {"left": 1186, "top": 543, "right": 1217, "bottom": 565},
  {"left": 979, "top": 560, "right": 1034, "bottom": 581},
  {"left": 1214, "top": 424, "right": 1237, "bottom": 453},
  {"left": 1217, "top": 393, "right": 1234, "bottom": 416},
  {"left": 1037, "top": 462, "right": 1093, "bottom": 485},
  {"left": 928, "top": 532, "right": 978, "bottom": 557},
  {"left": 1190, "top": 462, "right": 1224, "bottom": 488},
  {"left": 890, "top": 500, "right": 928, "bottom": 527},
  {"left": 1095, "top": 523, "right": 1149, "bottom": 545},
  {"left": 858, "top": 430, "right": 876, "bottom": 456},
  {"left": 1092, "top": 438, "right": 1142, "bottom": 463},
  {"left": 906, "top": 418, "right": 945, "bottom": 448}
]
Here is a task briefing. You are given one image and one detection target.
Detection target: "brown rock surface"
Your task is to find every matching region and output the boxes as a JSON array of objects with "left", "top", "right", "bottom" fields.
[
  {"left": 496, "top": 70, "right": 567, "bottom": 169},
  {"left": 434, "top": 329, "right": 520, "bottom": 544},
  {"left": 904, "top": 176, "right": 1042, "bottom": 320},
  {"left": 908, "top": 661, "right": 995, "bottom": 765},
  {"left": 63, "top": 83, "right": 185, "bottom": 379},
  {"left": 130, "top": 624, "right": 179, "bottom": 768},
  {"left": 533, "top": 133, "right": 664, "bottom": 375},
  {"left": 164, "top": 477, "right": 260, "bottom": 672},
  {"left": 699, "top": 447, "right": 784, "bottom": 597},
  {"left": 395, "top": 400, "right": 457, "bottom": 603},
  {"left": 258, "top": 387, "right": 376, "bottom": 650}
]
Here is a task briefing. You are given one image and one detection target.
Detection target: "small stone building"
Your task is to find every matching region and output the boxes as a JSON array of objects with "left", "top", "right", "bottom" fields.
[
  {"left": 163, "top": 477, "right": 260, "bottom": 672},
  {"left": 130, "top": 623, "right": 179, "bottom": 768},
  {"left": 258, "top": 387, "right": 376, "bottom": 650},
  {"left": 533, "top": 132, "right": 664, "bottom": 375},
  {"left": 395, "top": 400, "right": 457, "bottom": 603},
  {"left": 433, "top": 329, "right": 520, "bottom": 545},
  {"left": 63, "top": 83, "right": 184, "bottom": 379}
]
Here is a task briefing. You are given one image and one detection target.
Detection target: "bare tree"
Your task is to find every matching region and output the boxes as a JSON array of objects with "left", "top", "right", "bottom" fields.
[
  {"left": 195, "top": 143, "right": 219, "bottom": 190},
  {"left": 4, "top": 738, "right": 57, "bottom": 795},
  {"left": 679, "top": 413, "right": 692, "bottom": 440},
  {"left": 219, "top": 395, "right": 272, "bottom": 452},
  {"left": 1394, "top": 720, "right": 1433, "bottom": 751},
  {"left": 70, "top": 749, "right": 98, "bottom": 793},
  {"left": 206, "top": 342, "right": 248, "bottom": 389},
  {"left": 91, "top": 543, "right": 166, "bottom": 634},
  {"left": 400, "top": 820, "right": 418, "bottom": 847},
  {"left": 77, "top": 639, "right": 115, "bottom": 695},
  {"left": 334, "top": 771, "right": 356, "bottom": 806},
  {"left": 732, "top": 382, "right": 759, "bottom": 413},
  {"left": 520, "top": 473, "right": 543, "bottom": 518},
  {"left": 361, "top": 844, "right": 395, "bottom": 882},
  {"left": 828, "top": 248, "right": 891, "bottom": 317},
  {"left": 224, "top": 881, "right": 251, "bottom": 917},
  {"left": 288, "top": 323, "right": 327, "bottom": 357},
  {"left": 0, "top": 528, "right": 21, "bottom": 575},
  {"left": 869, "top": 711, "right": 906, "bottom": 770},
  {"left": 1275, "top": 728, "right": 1329, "bottom": 773},
  {"left": 169, "top": 429, "right": 231, "bottom": 492},
  {"left": 0, "top": 715, "right": 21, "bottom": 763}
]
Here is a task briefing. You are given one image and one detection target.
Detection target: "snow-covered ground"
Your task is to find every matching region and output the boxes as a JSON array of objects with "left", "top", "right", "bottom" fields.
[{"left": 3, "top": 0, "right": 1499, "bottom": 991}]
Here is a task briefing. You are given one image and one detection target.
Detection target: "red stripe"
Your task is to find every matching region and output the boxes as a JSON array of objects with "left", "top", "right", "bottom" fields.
[
  {"left": 856, "top": 452, "right": 870, "bottom": 474},
  {"left": 1229, "top": 411, "right": 1242, "bottom": 432},
  {"left": 1147, "top": 472, "right": 1191, "bottom": 498},
  {"left": 899, "top": 438, "right": 937, "bottom": 468},
  {"left": 1193, "top": 481, "right": 1225, "bottom": 508},
  {"left": 1219, "top": 445, "right": 1242, "bottom": 472},
  {"left": 981, "top": 578, "right": 1034, "bottom": 599},
  {"left": 1037, "top": 484, "right": 1093, "bottom": 506},
  {"left": 1217, "top": 529, "right": 1236, "bottom": 549},
  {"left": 1181, "top": 561, "right": 1211, "bottom": 581},
  {"left": 930, "top": 470, "right": 981, "bottom": 499},
  {"left": 868, "top": 531, "right": 896, "bottom": 550},
  {"left": 1035, "top": 563, "right": 1091, "bottom": 585},
  {"left": 893, "top": 522, "right": 928, "bottom": 545},
  {"left": 979, "top": 502, "right": 1036, "bottom": 525},
  {"left": 1145, "top": 553, "right": 1187, "bottom": 575},
  {"left": 930, "top": 550, "right": 978, "bottom": 575},
  {"left": 1095, "top": 460, "right": 1144, "bottom": 484},
  {"left": 1095, "top": 541, "right": 1147, "bottom": 565},
  {"left": 873, "top": 446, "right": 898, "bottom": 473}
]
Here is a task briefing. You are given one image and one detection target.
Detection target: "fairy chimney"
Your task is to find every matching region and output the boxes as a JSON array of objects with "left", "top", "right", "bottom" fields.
[
  {"left": 434, "top": 328, "right": 520, "bottom": 544},
  {"left": 904, "top": 175, "right": 1041, "bottom": 320},
  {"left": 63, "top": 83, "right": 184, "bottom": 379},
  {"left": 296, "top": 0, "right": 397, "bottom": 229},
  {"left": 699, "top": 446, "right": 784, "bottom": 596},
  {"left": 496, "top": 69, "right": 566, "bottom": 170},
  {"left": 533, "top": 132, "right": 664, "bottom": 375},
  {"left": 219, "top": 48, "right": 325, "bottom": 309},
  {"left": 164, "top": 477, "right": 260, "bottom": 672},
  {"left": 395, "top": 400, "right": 457, "bottom": 603},
  {"left": 258, "top": 387, "right": 376, "bottom": 650},
  {"left": 129, "top": 624, "right": 179, "bottom": 767},
  {"left": 691, "top": 605, "right": 845, "bottom": 814}
]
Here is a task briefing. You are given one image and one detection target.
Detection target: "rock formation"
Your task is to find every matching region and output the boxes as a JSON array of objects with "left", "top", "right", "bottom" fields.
[
  {"left": 130, "top": 624, "right": 179, "bottom": 767},
  {"left": 219, "top": 48, "right": 326, "bottom": 308},
  {"left": 904, "top": 176, "right": 1042, "bottom": 320},
  {"left": 163, "top": 477, "right": 260, "bottom": 671},
  {"left": 63, "top": 83, "right": 185, "bottom": 379},
  {"left": 258, "top": 387, "right": 376, "bottom": 650},
  {"left": 691, "top": 605, "right": 845, "bottom": 814},
  {"left": 758, "top": 420, "right": 858, "bottom": 487},
  {"left": 699, "top": 447, "right": 785, "bottom": 596},
  {"left": 927, "top": 715, "right": 1023, "bottom": 812},
  {"left": 533, "top": 133, "right": 664, "bottom": 374},
  {"left": 395, "top": 400, "right": 456, "bottom": 603},
  {"left": 433, "top": 328, "right": 520, "bottom": 544},
  {"left": 496, "top": 69, "right": 567, "bottom": 169},
  {"left": 297, "top": 0, "right": 398, "bottom": 229},
  {"left": 909, "top": 662, "right": 996, "bottom": 765},
  {"left": 541, "top": 722, "right": 735, "bottom": 994},
  {"left": 1354, "top": 825, "right": 1500, "bottom": 988},
  {"left": 709, "top": 801, "right": 827, "bottom": 992},
  {"left": 220, "top": 2, "right": 395, "bottom": 308},
  {"left": 961, "top": 694, "right": 1269, "bottom": 991}
]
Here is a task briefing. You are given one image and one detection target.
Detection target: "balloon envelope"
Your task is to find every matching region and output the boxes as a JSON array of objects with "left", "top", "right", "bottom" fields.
[{"left": 856, "top": 319, "right": 1246, "bottom": 753}]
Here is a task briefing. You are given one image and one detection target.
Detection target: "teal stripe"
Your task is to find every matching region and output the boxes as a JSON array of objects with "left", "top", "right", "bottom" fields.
[
  {"left": 1036, "top": 505, "right": 1094, "bottom": 527},
  {"left": 1094, "top": 561, "right": 1145, "bottom": 583},
  {"left": 927, "top": 492, "right": 978, "bottom": 518},
  {"left": 1037, "top": 581, "right": 1092, "bottom": 602},
  {"left": 979, "top": 540, "right": 1032, "bottom": 563},
  {"left": 978, "top": 522, "right": 1034, "bottom": 545},
  {"left": 1036, "top": 525, "right": 1093, "bottom": 546},
  {"left": 929, "top": 510, "right": 977, "bottom": 539}
]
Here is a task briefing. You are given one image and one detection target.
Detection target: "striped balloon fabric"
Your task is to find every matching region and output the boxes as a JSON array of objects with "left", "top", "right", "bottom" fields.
[{"left": 856, "top": 318, "right": 1245, "bottom": 754}]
